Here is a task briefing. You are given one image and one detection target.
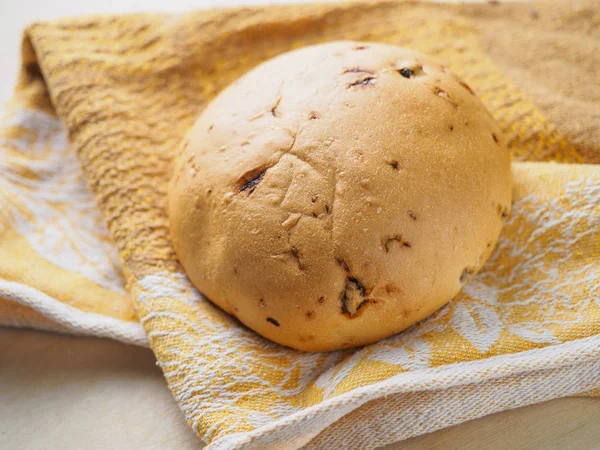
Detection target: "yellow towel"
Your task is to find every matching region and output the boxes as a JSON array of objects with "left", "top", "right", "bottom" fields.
[{"left": 1, "top": 1, "right": 599, "bottom": 448}]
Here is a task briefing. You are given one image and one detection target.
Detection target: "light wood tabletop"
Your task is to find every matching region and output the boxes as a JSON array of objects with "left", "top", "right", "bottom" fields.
[{"left": 1, "top": 328, "right": 599, "bottom": 449}]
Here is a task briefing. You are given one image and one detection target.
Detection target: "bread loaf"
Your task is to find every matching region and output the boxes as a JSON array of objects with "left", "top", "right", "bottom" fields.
[{"left": 168, "top": 41, "right": 512, "bottom": 351}]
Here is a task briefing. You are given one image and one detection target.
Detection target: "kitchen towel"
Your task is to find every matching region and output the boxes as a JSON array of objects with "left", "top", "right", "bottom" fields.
[{"left": 1, "top": 1, "right": 599, "bottom": 448}]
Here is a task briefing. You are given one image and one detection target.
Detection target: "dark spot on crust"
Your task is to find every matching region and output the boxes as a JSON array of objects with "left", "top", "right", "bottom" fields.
[
  {"left": 465, "top": 121, "right": 469, "bottom": 126},
  {"left": 305, "top": 311, "right": 315, "bottom": 320},
  {"left": 384, "top": 283, "right": 401, "bottom": 294},
  {"left": 336, "top": 258, "right": 350, "bottom": 273},
  {"left": 259, "top": 298, "right": 265, "bottom": 307},
  {"left": 487, "top": 242, "right": 492, "bottom": 248},
  {"left": 398, "top": 67, "right": 415, "bottom": 79},
  {"left": 208, "top": 124, "right": 214, "bottom": 131},
  {"left": 234, "top": 307, "right": 238, "bottom": 312},
  {"left": 266, "top": 317, "right": 280, "bottom": 326},
  {"left": 325, "top": 204, "right": 330, "bottom": 214},
  {"left": 396, "top": 63, "right": 423, "bottom": 78},
  {"left": 318, "top": 296, "right": 325, "bottom": 304},
  {"left": 347, "top": 77, "right": 376, "bottom": 88},
  {"left": 459, "top": 80, "right": 475, "bottom": 95},
  {"left": 449, "top": 125, "right": 454, "bottom": 131},
  {"left": 341, "top": 278, "right": 368, "bottom": 318},
  {"left": 241, "top": 140, "right": 250, "bottom": 147},
  {"left": 460, "top": 267, "right": 475, "bottom": 284},
  {"left": 334, "top": 260, "right": 372, "bottom": 317},
  {"left": 344, "top": 67, "right": 374, "bottom": 74},
  {"left": 240, "top": 169, "right": 266, "bottom": 195},
  {"left": 492, "top": 133, "right": 499, "bottom": 143},
  {"left": 309, "top": 111, "right": 321, "bottom": 120},
  {"left": 408, "top": 210, "right": 417, "bottom": 221},
  {"left": 270, "top": 96, "right": 282, "bottom": 117},
  {"left": 529, "top": 8, "right": 539, "bottom": 19},
  {"left": 383, "top": 235, "right": 412, "bottom": 252},
  {"left": 388, "top": 160, "right": 400, "bottom": 171},
  {"left": 233, "top": 267, "right": 238, "bottom": 275},
  {"left": 311, "top": 195, "right": 318, "bottom": 203},
  {"left": 353, "top": 45, "right": 368, "bottom": 50},
  {"left": 496, "top": 204, "right": 510, "bottom": 219}
]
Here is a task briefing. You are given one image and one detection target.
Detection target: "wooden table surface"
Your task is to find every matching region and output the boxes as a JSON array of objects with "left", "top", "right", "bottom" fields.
[{"left": 1, "top": 328, "right": 599, "bottom": 449}]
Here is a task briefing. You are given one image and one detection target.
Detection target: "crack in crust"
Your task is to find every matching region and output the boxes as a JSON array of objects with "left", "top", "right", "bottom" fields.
[
  {"left": 432, "top": 86, "right": 458, "bottom": 108},
  {"left": 335, "top": 257, "right": 350, "bottom": 273},
  {"left": 266, "top": 317, "right": 280, "bottom": 326},
  {"left": 289, "top": 246, "right": 303, "bottom": 271},
  {"left": 239, "top": 169, "right": 266, "bottom": 195},
  {"left": 347, "top": 76, "right": 376, "bottom": 88},
  {"left": 344, "top": 67, "right": 375, "bottom": 75},
  {"left": 237, "top": 127, "right": 299, "bottom": 200},
  {"left": 459, "top": 80, "right": 475, "bottom": 95},
  {"left": 270, "top": 95, "right": 282, "bottom": 117}
]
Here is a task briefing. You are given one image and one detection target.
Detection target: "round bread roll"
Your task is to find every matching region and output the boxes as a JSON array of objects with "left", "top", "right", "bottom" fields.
[{"left": 168, "top": 41, "right": 512, "bottom": 352}]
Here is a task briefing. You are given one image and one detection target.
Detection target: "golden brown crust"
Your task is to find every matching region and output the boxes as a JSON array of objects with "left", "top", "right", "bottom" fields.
[{"left": 168, "top": 41, "right": 512, "bottom": 352}]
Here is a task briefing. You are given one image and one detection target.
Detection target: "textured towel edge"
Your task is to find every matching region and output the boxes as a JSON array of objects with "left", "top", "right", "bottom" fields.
[{"left": 0, "top": 278, "right": 148, "bottom": 346}]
